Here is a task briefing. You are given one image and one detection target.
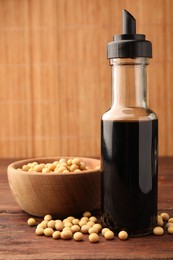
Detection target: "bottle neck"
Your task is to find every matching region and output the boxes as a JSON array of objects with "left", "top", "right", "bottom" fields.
[{"left": 111, "top": 58, "right": 149, "bottom": 109}]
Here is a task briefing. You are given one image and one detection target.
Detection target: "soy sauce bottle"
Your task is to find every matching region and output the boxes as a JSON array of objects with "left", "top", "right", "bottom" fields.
[{"left": 101, "top": 10, "right": 158, "bottom": 236}]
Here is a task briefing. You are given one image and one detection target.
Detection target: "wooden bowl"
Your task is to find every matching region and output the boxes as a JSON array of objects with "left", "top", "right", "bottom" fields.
[{"left": 7, "top": 157, "right": 101, "bottom": 218}]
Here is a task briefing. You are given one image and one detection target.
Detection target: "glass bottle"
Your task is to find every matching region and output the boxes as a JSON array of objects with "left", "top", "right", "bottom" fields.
[{"left": 101, "top": 10, "right": 158, "bottom": 237}]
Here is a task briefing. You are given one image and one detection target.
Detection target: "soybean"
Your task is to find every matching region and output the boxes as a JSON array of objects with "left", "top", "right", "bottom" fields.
[
  {"left": 93, "top": 223, "right": 102, "bottom": 232},
  {"left": 39, "top": 220, "right": 48, "bottom": 229},
  {"left": 153, "top": 226, "right": 164, "bottom": 236},
  {"left": 73, "top": 232, "right": 83, "bottom": 241},
  {"left": 52, "top": 231, "right": 61, "bottom": 239},
  {"left": 102, "top": 228, "right": 110, "bottom": 236},
  {"left": 104, "top": 230, "right": 114, "bottom": 240},
  {"left": 168, "top": 218, "right": 173, "bottom": 223},
  {"left": 118, "top": 231, "right": 128, "bottom": 240},
  {"left": 167, "top": 226, "right": 173, "bottom": 234},
  {"left": 61, "top": 230, "right": 72, "bottom": 240},
  {"left": 72, "top": 218, "right": 80, "bottom": 225},
  {"left": 83, "top": 211, "right": 91, "bottom": 218},
  {"left": 157, "top": 215, "right": 164, "bottom": 226},
  {"left": 89, "top": 216, "right": 97, "bottom": 223},
  {"left": 44, "top": 227, "right": 54, "bottom": 237},
  {"left": 89, "top": 233, "right": 99, "bottom": 243},
  {"left": 71, "top": 225, "right": 81, "bottom": 233},
  {"left": 47, "top": 220, "right": 55, "bottom": 229},
  {"left": 81, "top": 225, "right": 90, "bottom": 234},
  {"left": 160, "top": 212, "right": 169, "bottom": 221},
  {"left": 88, "top": 226, "right": 99, "bottom": 234},
  {"left": 44, "top": 214, "right": 52, "bottom": 221},
  {"left": 35, "top": 227, "right": 44, "bottom": 236},
  {"left": 27, "top": 218, "right": 37, "bottom": 226}
]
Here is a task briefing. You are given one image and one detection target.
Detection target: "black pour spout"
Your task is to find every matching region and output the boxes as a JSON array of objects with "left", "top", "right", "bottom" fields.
[
  {"left": 123, "top": 9, "right": 136, "bottom": 34},
  {"left": 107, "top": 9, "right": 152, "bottom": 59}
]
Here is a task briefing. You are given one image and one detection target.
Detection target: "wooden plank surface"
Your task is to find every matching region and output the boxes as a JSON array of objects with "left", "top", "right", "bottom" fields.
[
  {"left": 0, "top": 0, "right": 173, "bottom": 158},
  {"left": 1, "top": 157, "right": 173, "bottom": 259}
]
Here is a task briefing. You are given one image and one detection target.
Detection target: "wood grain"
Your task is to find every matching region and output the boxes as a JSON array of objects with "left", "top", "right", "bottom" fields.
[
  {"left": 1, "top": 157, "right": 173, "bottom": 259},
  {"left": 0, "top": 0, "right": 172, "bottom": 158}
]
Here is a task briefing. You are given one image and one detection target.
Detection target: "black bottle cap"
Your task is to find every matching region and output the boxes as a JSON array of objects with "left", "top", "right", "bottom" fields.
[{"left": 107, "top": 10, "right": 152, "bottom": 59}]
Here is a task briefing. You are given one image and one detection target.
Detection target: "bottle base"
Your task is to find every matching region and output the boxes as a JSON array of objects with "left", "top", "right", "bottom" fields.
[{"left": 101, "top": 215, "right": 156, "bottom": 237}]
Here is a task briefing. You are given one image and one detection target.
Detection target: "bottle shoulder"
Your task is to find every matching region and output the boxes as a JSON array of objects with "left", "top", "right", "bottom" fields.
[{"left": 102, "top": 106, "right": 158, "bottom": 121}]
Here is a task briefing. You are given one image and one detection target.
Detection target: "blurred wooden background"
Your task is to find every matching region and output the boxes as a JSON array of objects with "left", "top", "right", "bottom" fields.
[{"left": 0, "top": 0, "right": 172, "bottom": 158}]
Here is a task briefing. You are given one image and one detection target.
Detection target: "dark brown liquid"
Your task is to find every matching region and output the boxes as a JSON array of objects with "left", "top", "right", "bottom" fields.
[{"left": 101, "top": 119, "right": 158, "bottom": 236}]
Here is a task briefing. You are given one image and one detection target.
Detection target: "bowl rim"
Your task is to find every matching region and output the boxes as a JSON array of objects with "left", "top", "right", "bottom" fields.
[{"left": 7, "top": 157, "right": 101, "bottom": 176}]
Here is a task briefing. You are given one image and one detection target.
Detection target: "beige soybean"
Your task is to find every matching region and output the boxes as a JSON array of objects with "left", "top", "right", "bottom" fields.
[
  {"left": 60, "top": 162, "right": 68, "bottom": 167},
  {"left": 61, "top": 230, "right": 72, "bottom": 240},
  {"left": 52, "top": 231, "right": 61, "bottom": 239},
  {"left": 79, "top": 220, "right": 87, "bottom": 227},
  {"left": 89, "top": 233, "right": 99, "bottom": 243},
  {"left": 102, "top": 228, "right": 110, "bottom": 236},
  {"left": 89, "top": 216, "right": 97, "bottom": 223},
  {"left": 27, "top": 218, "right": 37, "bottom": 226},
  {"left": 59, "top": 158, "right": 66, "bottom": 163},
  {"left": 63, "top": 169, "right": 70, "bottom": 173},
  {"left": 44, "top": 214, "right": 52, "bottom": 221},
  {"left": 153, "top": 226, "right": 164, "bottom": 236},
  {"left": 71, "top": 225, "right": 81, "bottom": 233},
  {"left": 88, "top": 226, "right": 99, "bottom": 234},
  {"left": 35, "top": 227, "right": 44, "bottom": 236},
  {"left": 74, "top": 169, "right": 81, "bottom": 173},
  {"left": 44, "top": 227, "right": 54, "bottom": 237},
  {"left": 93, "top": 223, "right": 102, "bottom": 232},
  {"left": 73, "top": 232, "right": 84, "bottom": 241},
  {"left": 83, "top": 211, "right": 91, "bottom": 218},
  {"left": 45, "top": 163, "right": 52, "bottom": 168},
  {"left": 48, "top": 164, "right": 56, "bottom": 171},
  {"left": 72, "top": 218, "right": 80, "bottom": 225},
  {"left": 66, "top": 216, "right": 75, "bottom": 222},
  {"left": 22, "top": 165, "right": 30, "bottom": 171},
  {"left": 57, "top": 166, "right": 67, "bottom": 173},
  {"left": 104, "top": 230, "right": 114, "bottom": 240},
  {"left": 67, "top": 159, "right": 73, "bottom": 166},
  {"left": 28, "top": 168, "right": 34, "bottom": 172},
  {"left": 80, "top": 217, "right": 89, "bottom": 222},
  {"left": 42, "top": 168, "right": 51, "bottom": 173},
  {"left": 81, "top": 225, "right": 90, "bottom": 234},
  {"left": 55, "top": 221, "right": 64, "bottom": 231},
  {"left": 87, "top": 221, "right": 95, "bottom": 227},
  {"left": 168, "top": 218, "right": 173, "bottom": 223},
  {"left": 31, "top": 162, "right": 38, "bottom": 167},
  {"left": 160, "top": 212, "right": 169, "bottom": 221},
  {"left": 34, "top": 164, "right": 44, "bottom": 172},
  {"left": 167, "top": 226, "right": 173, "bottom": 234},
  {"left": 157, "top": 215, "right": 164, "bottom": 226},
  {"left": 64, "top": 221, "right": 72, "bottom": 228},
  {"left": 166, "top": 222, "right": 173, "bottom": 228},
  {"left": 36, "top": 224, "right": 43, "bottom": 229},
  {"left": 39, "top": 220, "right": 48, "bottom": 229},
  {"left": 118, "top": 231, "right": 128, "bottom": 240},
  {"left": 79, "top": 162, "right": 86, "bottom": 170},
  {"left": 72, "top": 158, "right": 80, "bottom": 166},
  {"left": 63, "top": 218, "right": 69, "bottom": 223},
  {"left": 70, "top": 164, "right": 78, "bottom": 172},
  {"left": 47, "top": 220, "right": 55, "bottom": 229},
  {"left": 63, "top": 227, "right": 72, "bottom": 233}
]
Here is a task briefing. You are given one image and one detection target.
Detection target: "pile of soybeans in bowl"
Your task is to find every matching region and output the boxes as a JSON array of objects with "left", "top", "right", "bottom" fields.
[{"left": 18, "top": 157, "right": 100, "bottom": 174}]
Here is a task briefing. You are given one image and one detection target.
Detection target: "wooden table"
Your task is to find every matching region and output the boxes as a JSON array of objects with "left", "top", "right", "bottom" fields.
[{"left": 1, "top": 158, "right": 173, "bottom": 260}]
